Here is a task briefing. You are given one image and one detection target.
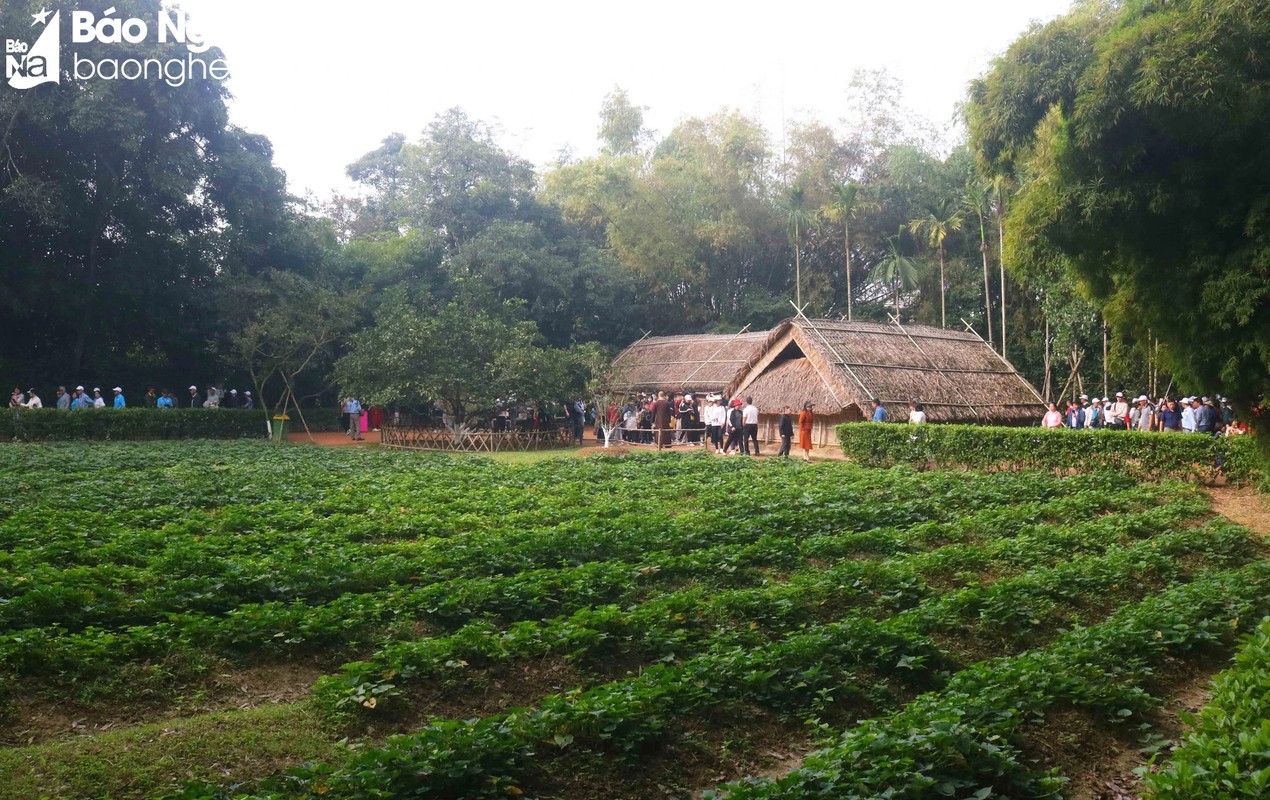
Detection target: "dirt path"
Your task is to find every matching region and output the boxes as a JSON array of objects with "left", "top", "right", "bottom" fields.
[{"left": 1206, "top": 486, "right": 1270, "bottom": 537}]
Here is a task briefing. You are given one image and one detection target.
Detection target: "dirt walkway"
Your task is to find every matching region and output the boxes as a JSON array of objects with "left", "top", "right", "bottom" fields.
[{"left": 1206, "top": 486, "right": 1270, "bottom": 537}]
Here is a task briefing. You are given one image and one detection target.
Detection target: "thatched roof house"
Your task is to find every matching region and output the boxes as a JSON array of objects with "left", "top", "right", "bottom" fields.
[
  {"left": 611, "top": 330, "right": 770, "bottom": 394},
  {"left": 725, "top": 318, "right": 1046, "bottom": 444}
]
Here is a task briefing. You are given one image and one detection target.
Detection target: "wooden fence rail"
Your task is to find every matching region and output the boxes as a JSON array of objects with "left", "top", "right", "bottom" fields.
[{"left": 380, "top": 424, "right": 576, "bottom": 453}]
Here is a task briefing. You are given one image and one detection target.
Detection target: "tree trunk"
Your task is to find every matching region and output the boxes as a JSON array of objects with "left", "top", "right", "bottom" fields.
[
  {"left": 1043, "top": 315, "right": 1051, "bottom": 402},
  {"left": 794, "top": 223, "right": 801, "bottom": 309},
  {"left": 998, "top": 215, "right": 1007, "bottom": 359},
  {"left": 980, "top": 237, "right": 994, "bottom": 349},
  {"left": 845, "top": 220, "right": 852, "bottom": 321},
  {"left": 938, "top": 244, "right": 946, "bottom": 328}
]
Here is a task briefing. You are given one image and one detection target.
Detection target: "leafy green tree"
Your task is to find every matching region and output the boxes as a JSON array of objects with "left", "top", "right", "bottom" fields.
[
  {"left": 871, "top": 232, "right": 921, "bottom": 317},
  {"left": 598, "top": 87, "right": 648, "bottom": 156},
  {"left": 966, "top": 0, "right": 1270, "bottom": 409},
  {"left": 334, "top": 290, "right": 581, "bottom": 426},
  {"left": 819, "top": 183, "right": 875, "bottom": 321},
  {"left": 0, "top": 0, "right": 294, "bottom": 387},
  {"left": 907, "top": 198, "right": 964, "bottom": 327}
]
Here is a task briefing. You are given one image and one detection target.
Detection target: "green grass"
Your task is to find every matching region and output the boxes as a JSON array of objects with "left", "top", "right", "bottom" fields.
[{"left": 0, "top": 703, "right": 341, "bottom": 800}]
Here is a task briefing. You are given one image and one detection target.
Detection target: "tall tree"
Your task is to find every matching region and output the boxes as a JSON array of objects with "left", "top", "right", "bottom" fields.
[
  {"left": 963, "top": 182, "right": 995, "bottom": 349},
  {"left": 785, "top": 187, "right": 815, "bottom": 309},
  {"left": 819, "top": 183, "right": 873, "bottom": 321},
  {"left": 907, "top": 198, "right": 964, "bottom": 327},
  {"left": 992, "top": 176, "right": 1011, "bottom": 358}
]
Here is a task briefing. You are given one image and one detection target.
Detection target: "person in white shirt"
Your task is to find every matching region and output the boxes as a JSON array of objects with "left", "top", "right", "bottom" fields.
[
  {"left": 22, "top": 389, "right": 42, "bottom": 409},
  {"left": 704, "top": 396, "right": 726, "bottom": 454},
  {"left": 908, "top": 400, "right": 927, "bottom": 424},
  {"left": 742, "top": 397, "right": 760, "bottom": 456},
  {"left": 623, "top": 404, "right": 639, "bottom": 441},
  {"left": 1106, "top": 392, "right": 1130, "bottom": 430},
  {"left": 1181, "top": 397, "right": 1197, "bottom": 433},
  {"left": 92, "top": 388, "right": 106, "bottom": 408}
]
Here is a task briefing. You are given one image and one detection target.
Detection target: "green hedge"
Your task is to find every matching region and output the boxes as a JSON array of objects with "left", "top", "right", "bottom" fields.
[
  {"left": 2, "top": 408, "right": 346, "bottom": 442},
  {"left": 836, "top": 423, "right": 1264, "bottom": 484}
]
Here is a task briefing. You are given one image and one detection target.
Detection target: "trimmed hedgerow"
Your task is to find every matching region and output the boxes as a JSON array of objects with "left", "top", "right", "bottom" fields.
[
  {"left": 1143, "top": 617, "right": 1270, "bottom": 799},
  {"left": 837, "top": 423, "right": 1264, "bottom": 484},
  {"left": 2, "top": 408, "right": 344, "bottom": 441}
]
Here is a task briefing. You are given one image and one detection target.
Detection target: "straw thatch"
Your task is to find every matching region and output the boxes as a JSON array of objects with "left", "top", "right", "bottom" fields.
[
  {"left": 726, "top": 318, "right": 1045, "bottom": 425},
  {"left": 611, "top": 330, "right": 770, "bottom": 393}
]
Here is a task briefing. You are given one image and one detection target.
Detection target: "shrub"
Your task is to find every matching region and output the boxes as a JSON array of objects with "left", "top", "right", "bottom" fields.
[
  {"left": 2, "top": 408, "right": 345, "bottom": 441},
  {"left": 836, "top": 423, "right": 1264, "bottom": 484}
]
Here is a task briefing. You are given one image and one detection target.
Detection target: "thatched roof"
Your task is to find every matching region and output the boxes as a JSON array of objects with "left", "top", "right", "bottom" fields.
[
  {"left": 726, "top": 318, "right": 1046, "bottom": 425},
  {"left": 611, "top": 330, "right": 770, "bottom": 393}
]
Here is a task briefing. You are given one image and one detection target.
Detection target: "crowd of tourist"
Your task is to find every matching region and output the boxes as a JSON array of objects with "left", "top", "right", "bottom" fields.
[
  {"left": 1040, "top": 393, "right": 1244, "bottom": 436},
  {"left": 9, "top": 385, "right": 255, "bottom": 411}
]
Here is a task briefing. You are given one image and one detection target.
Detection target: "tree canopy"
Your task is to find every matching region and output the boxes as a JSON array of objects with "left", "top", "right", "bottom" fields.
[{"left": 967, "top": 0, "right": 1270, "bottom": 408}]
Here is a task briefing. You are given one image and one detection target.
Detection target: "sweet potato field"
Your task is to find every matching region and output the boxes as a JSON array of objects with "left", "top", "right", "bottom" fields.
[{"left": 0, "top": 442, "right": 1266, "bottom": 799}]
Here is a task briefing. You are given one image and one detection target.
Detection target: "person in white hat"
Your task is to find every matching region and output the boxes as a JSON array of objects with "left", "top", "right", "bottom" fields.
[
  {"left": 71, "top": 385, "right": 91, "bottom": 410},
  {"left": 112, "top": 387, "right": 126, "bottom": 409},
  {"left": 243, "top": 391, "right": 253, "bottom": 410},
  {"left": 1181, "top": 397, "right": 1197, "bottom": 433},
  {"left": 188, "top": 385, "right": 202, "bottom": 408},
  {"left": 92, "top": 388, "right": 106, "bottom": 408},
  {"left": 1108, "top": 392, "right": 1129, "bottom": 430},
  {"left": 1087, "top": 398, "right": 1103, "bottom": 429}
]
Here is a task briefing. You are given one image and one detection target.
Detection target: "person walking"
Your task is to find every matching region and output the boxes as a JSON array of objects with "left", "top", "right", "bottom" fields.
[
  {"left": 1086, "top": 397, "right": 1102, "bottom": 429},
  {"left": 157, "top": 390, "right": 174, "bottom": 409},
  {"left": 243, "top": 391, "right": 254, "bottom": 410},
  {"left": 55, "top": 386, "right": 70, "bottom": 410},
  {"left": 871, "top": 398, "right": 887, "bottom": 423},
  {"left": 1158, "top": 398, "right": 1180, "bottom": 432},
  {"left": 22, "top": 389, "right": 42, "bottom": 409},
  {"left": 347, "top": 396, "right": 364, "bottom": 440},
  {"left": 1066, "top": 399, "right": 1085, "bottom": 429},
  {"left": 112, "top": 387, "right": 126, "bottom": 408},
  {"left": 724, "top": 399, "right": 745, "bottom": 455},
  {"left": 652, "top": 391, "right": 673, "bottom": 451},
  {"left": 777, "top": 406, "right": 794, "bottom": 457},
  {"left": 143, "top": 388, "right": 157, "bottom": 408},
  {"left": 91, "top": 388, "right": 106, "bottom": 408},
  {"left": 1043, "top": 403, "right": 1063, "bottom": 429},
  {"left": 908, "top": 401, "right": 927, "bottom": 424},
  {"left": 1180, "top": 397, "right": 1196, "bottom": 433},
  {"left": 742, "top": 397, "right": 760, "bottom": 456},
  {"left": 798, "top": 401, "right": 815, "bottom": 462},
  {"left": 224, "top": 389, "right": 239, "bottom": 409},
  {"left": 188, "top": 386, "right": 202, "bottom": 408},
  {"left": 71, "top": 386, "right": 90, "bottom": 410},
  {"left": 703, "top": 396, "right": 722, "bottom": 454}
]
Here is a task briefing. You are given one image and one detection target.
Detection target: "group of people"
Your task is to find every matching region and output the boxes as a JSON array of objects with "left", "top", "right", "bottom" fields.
[
  {"left": 596, "top": 392, "right": 818, "bottom": 461},
  {"left": 8, "top": 385, "right": 254, "bottom": 411},
  {"left": 1041, "top": 392, "right": 1243, "bottom": 435}
]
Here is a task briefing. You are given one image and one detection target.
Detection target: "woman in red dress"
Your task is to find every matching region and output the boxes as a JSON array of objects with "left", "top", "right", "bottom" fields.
[{"left": 798, "top": 401, "right": 815, "bottom": 462}]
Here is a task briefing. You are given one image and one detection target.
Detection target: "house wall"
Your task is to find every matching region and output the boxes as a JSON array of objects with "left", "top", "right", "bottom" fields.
[{"left": 756, "top": 410, "right": 856, "bottom": 448}]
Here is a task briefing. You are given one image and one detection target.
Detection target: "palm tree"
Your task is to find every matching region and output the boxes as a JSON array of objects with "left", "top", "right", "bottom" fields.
[
  {"left": 785, "top": 187, "right": 815, "bottom": 309},
  {"left": 819, "top": 183, "right": 875, "bottom": 321},
  {"left": 906, "top": 198, "right": 964, "bottom": 328},
  {"left": 964, "top": 181, "right": 995, "bottom": 350},
  {"left": 870, "top": 230, "right": 920, "bottom": 317},
  {"left": 991, "top": 176, "right": 1011, "bottom": 359}
]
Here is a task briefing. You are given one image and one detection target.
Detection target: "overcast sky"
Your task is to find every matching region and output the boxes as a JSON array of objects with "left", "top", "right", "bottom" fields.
[{"left": 177, "top": 0, "right": 1073, "bottom": 199}]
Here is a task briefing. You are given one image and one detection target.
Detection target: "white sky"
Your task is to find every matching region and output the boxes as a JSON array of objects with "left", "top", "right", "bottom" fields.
[{"left": 177, "top": 0, "right": 1073, "bottom": 199}]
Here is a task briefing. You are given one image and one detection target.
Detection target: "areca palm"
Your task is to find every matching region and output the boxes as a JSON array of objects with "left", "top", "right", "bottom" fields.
[
  {"left": 785, "top": 187, "right": 815, "bottom": 309},
  {"left": 819, "top": 183, "right": 876, "bottom": 321},
  {"left": 906, "top": 198, "right": 964, "bottom": 327},
  {"left": 991, "top": 175, "right": 1011, "bottom": 358},
  {"left": 964, "top": 181, "right": 995, "bottom": 349},
  {"left": 870, "top": 230, "right": 920, "bottom": 317}
]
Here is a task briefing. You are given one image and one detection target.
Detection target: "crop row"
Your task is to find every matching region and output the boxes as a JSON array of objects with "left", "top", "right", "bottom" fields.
[
  {"left": 705, "top": 561, "right": 1270, "bottom": 799},
  {"left": 0, "top": 491, "right": 1199, "bottom": 689},
  {"left": 161, "top": 527, "right": 1267, "bottom": 800},
  {"left": 1143, "top": 617, "right": 1270, "bottom": 799},
  {"left": 0, "top": 482, "right": 1177, "bottom": 634},
  {"left": 315, "top": 504, "right": 1229, "bottom": 717}
]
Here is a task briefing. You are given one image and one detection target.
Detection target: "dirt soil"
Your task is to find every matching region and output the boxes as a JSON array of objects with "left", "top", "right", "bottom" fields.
[{"left": 1207, "top": 486, "right": 1270, "bottom": 538}]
